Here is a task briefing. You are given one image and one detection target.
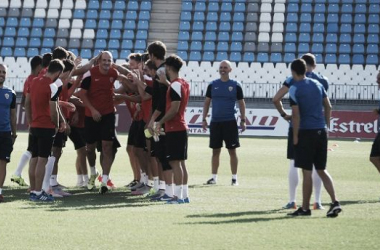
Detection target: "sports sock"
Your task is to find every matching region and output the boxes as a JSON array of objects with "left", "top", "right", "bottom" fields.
[
  {"left": 102, "top": 175, "right": 109, "bottom": 185},
  {"left": 143, "top": 173, "right": 149, "bottom": 185},
  {"left": 14, "top": 151, "right": 32, "bottom": 176},
  {"left": 83, "top": 175, "right": 89, "bottom": 184},
  {"left": 148, "top": 179, "right": 154, "bottom": 187},
  {"left": 90, "top": 166, "right": 96, "bottom": 175},
  {"left": 232, "top": 174, "right": 237, "bottom": 180},
  {"left": 183, "top": 184, "right": 189, "bottom": 199},
  {"left": 140, "top": 172, "right": 145, "bottom": 183},
  {"left": 312, "top": 166, "right": 322, "bottom": 204},
  {"left": 50, "top": 175, "right": 58, "bottom": 186},
  {"left": 212, "top": 174, "right": 218, "bottom": 181},
  {"left": 159, "top": 180, "right": 165, "bottom": 190},
  {"left": 34, "top": 191, "right": 42, "bottom": 196},
  {"left": 77, "top": 175, "right": 83, "bottom": 185},
  {"left": 153, "top": 176, "right": 159, "bottom": 191},
  {"left": 174, "top": 185, "right": 183, "bottom": 200},
  {"left": 288, "top": 160, "right": 299, "bottom": 203},
  {"left": 166, "top": 184, "right": 174, "bottom": 197},
  {"left": 43, "top": 156, "right": 56, "bottom": 191}
]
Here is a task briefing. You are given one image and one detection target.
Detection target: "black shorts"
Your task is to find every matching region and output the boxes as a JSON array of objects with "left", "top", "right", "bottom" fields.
[
  {"left": 27, "top": 133, "right": 33, "bottom": 152},
  {"left": 370, "top": 133, "right": 380, "bottom": 157},
  {"left": 165, "top": 131, "right": 188, "bottom": 161},
  {"left": 0, "top": 132, "right": 13, "bottom": 162},
  {"left": 69, "top": 127, "right": 86, "bottom": 150},
  {"left": 287, "top": 127, "right": 294, "bottom": 160},
  {"left": 53, "top": 131, "right": 67, "bottom": 148},
  {"left": 85, "top": 113, "right": 116, "bottom": 144},
  {"left": 209, "top": 120, "right": 240, "bottom": 149},
  {"left": 30, "top": 128, "right": 56, "bottom": 158},
  {"left": 151, "top": 135, "right": 166, "bottom": 158},
  {"left": 96, "top": 132, "right": 121, "bottom": 153},
  {"left": 294, "top": 129, "right": 328, "bottom": 171},
  {"left": 127, "top": 120, "right": 139, "bottom": 146}
]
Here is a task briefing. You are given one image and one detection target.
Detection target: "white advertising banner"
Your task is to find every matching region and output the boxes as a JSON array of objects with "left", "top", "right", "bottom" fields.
[{"left": 185, "top": 107, "right": 290, "bottom": 137}]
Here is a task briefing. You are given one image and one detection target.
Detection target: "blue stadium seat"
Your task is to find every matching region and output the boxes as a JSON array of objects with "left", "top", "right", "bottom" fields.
[
  {"left": 367, "top": 44, "right": 379, "bottom": 54},
  {"left": 120, "top": 50, "right": 131, "bottom": 59},
  {"left": 194, "top": 12, "right": 205, "bottom": 21},
  {"left": 195, "top": 2, "right": 206, "bottom": 11},
  {"left": 220, "top": 12, "right": 231, "bottom": 22},
  {"left": 339, "top": 44, "right": 351, "bottom": 54},
  {"left": 182, "top": 2, "right": 192, "bottom": 11},
  {"left": 112, "top": 10, "right": 124, "bottom": 20},
  {"left": 368, "top": 14, "right": 379, "bottom": 24},
  {"left": 270, "top": 53, "right": 282, "bottom": 63},
  {"left": 121, "top": 40, "right": 133, "bottom": 49},
  {"left": 327, "top": 23, "right": 338, "bottom": 33},
  {"left": 108, "top": 39, "right": 119, "bottom": 49},
  {"left": 95, "top": 39, "right": 107, "bottom": 49},
  {"left": 299, "top": 33, "right": 310, "bottom": 42},
  {"left": 234, "top": 3, "right": 245, "bottom": 12},
  {"left": 340, "top": 34, "right": 351, "bottom": 44},
  {"left": 230, "top": 52, "right": 241, "bottom": 62},
  {"left": 232, "top": 22, "right": 244, "bottom": 32},
  {"left": 128, "top": 1, "right": 139, "bottom": 11},
  {"left": 206, "top": 21, "right": 217, "bottom": 31},
  {"left": 81, "top": 39, "right": 94, "bottom": 49},
  {"left": 179, "top": 21, "right": 190, "bottom": 31},
  {"left": 190, "top": 41, "right": 202, "bottom": 51},
  {"left": 355, "top": 4, "right": 367, "bottom": 14},
  {"left": 96, "top": 29, "right": 108, "bottom": 39},
  {"left": 191, "top": 31, "right": 203, "bottom": 41},
  {"left": 216, "top": 52, "right": 228, "bottom": 61},
  {"left": 88, "top": 0, "right": 100, "bottom": 9},
  {"left": 341, "top": 4, "right": 352, "bottom": 14},
  {"left": 287, "top": 13, "right": 298, "bottom": 23},
  {"left": 207, "top": 12, "right": 218, "bottom": 22},
  {"left": 32, "top": 18, "right": 44, "bottom": 28},
  {"left": 217, "top": 32, "right": 230, "bottom": 42},
  {"left": 314, "top": 13, "right": 325, "bottom": 23},
  {"left": 338, "top": 54, "right": 350, "bottom": 64},
  {"left": 0, "top": 47, "right": 13, "bottom": 57},
  {"left": 100, "top": 10, "right": 111, "bottom": 19},
  {"left": 314, "top": 4, "right": 326, "bottom": 13},
  {"left": 30, "top": 38, "right": 41, "bottom": 47},
  {"left": 300, "top": 13, "right": 311, "bottom": 22},
  {"left": 352, "top": 54, "right": 364, "bottom": 64},
  {"left": 124, "top": 20, "right": 136, "bottom": 30},
  {"left": 314, "top": 54, "right": 323, "bottom": 64},
  {"left": 327, "top": 14, "right": 338, "bottom": 23},
  {"left": 87, "top": 10, "right": 98, "bottom": 19},
  {"left": 135, "top": 40, "right": 146, "bottom": 50},
  {"left": 16, "top": 37, "right": 27, "bottom": 47},
  {"left": 326, "top": 34, "right": 338, "bottom": 43},
  {"left": 178, "top": 31, "right": 189, "bottom": 41},
  {"left": 14, "top": 48, "right": 26, "bottom": 57},
  {"left": 109, "top": 49, "right": 119, "bottom": 59},
  {"left": 27, "top": 48, "right": 39, "bottom": 57},
  {"left": 31, "top": 28, "right": 42, "bottom": 37},
  {"left": 112, "top": 20, "right": 123, "bottom": 29},
  {"left": 325, "top": 54, "right": 337, "bottom": 64},
  {"left": 285, "top": 33, "right": 297, "bottom": 42},
  {"left": 298, "top": 43, "right": 309, "bottom": 53},
  {"left": 219, "top": 22, "right": 230, "bottom": 31},
  {"left": 312, "top": 33, "right": 324, "bottom": 43},
  {"left": 126, "top": 11, "right": 137, "bottom": 20},
  {"left": 286, "top": 23, "right": 297, "bottom": 33},
  {"left": 141, "top": 1, "right": 152, "bottom": 11},
  {"left": 217, "top": 42, "right": 229, "bottom": 52},
  {"left": 369, "top": 4, "right": 380, "bottom": 14},
  {"left": 3, "top": 37, "right": 14, "bottom": 47},
  {"left": 180, "top": 11, "right": 191, "bottom": 21},
  {"left": 354, "top": 14, "right": 366, "bottom": 24},
  {"left": 123, "top": 30, "right": 134, "bottom": 39},
  {"left": 99, "top": 20, "right": 110, "bottom": 29},
  {"left": 353, "top": 44, "right": 365, "bottom": 54},
  {"left": 353, "top": 34, "right": 365, "bottom": 43},
  {"left": 204, "top": 42, "right": 215, "bottom": 51},
  {"left": 4, "top": 27, "right": 16, "bottom": 36},
  {"left": 325, "top": 44, "right": 337, "bottom": 53},
  {"left": 136, "top": 30, "right": 147, "bottom": 39},
  {"left": 208, "top": 2, "right": 219, "bottom": 12},
  {"left": 311, "top": 43, "right": 323, "bottom": 53},
  {"left": 313, "top": 23, "right": 325, "bottom": 33},
  {"left": 231, "top": 32, "right": 243, "bottom": 42},
  {"left": 20, "top": 18, "right": 31, "bottom": 27},
  {"left": 328, "top": 4, "right": 339, "bottom": 13},
  {"left": 243, "top": 52, "right": 254, "bottom": 63},
  {"left": 177, "top": 51, "right": 188, "bottom": 61},
  {"left": 73, "top": 9, "right": 85, "bottom": 19},
  {"left": 203, "top": 52, "right": 214, "bottom": 62},
  {"left": 233, "top": 12, "right": 244, "bottom": 22},
  {"left": 340, "top": 14, "right": 352, "bottom": 24},
  {"left": 85, "top": 19, "right": 97, "bottom": 29},
  {"left": 284, "top": 43, "right": 296, "bottom": 53},
  {"left": 354, "top": 24, "right": 365, "bottom": 34},
  {"left": 340, "top": 24, "right": 352, "bottom": 34},
  {"left": 204, "top": 31, "right": 215, "bottom": 41},
  {"left": 110, "top": 30, "right": 121, "bottom": 39},
  {"left": 189, "top": 51, "right": 201, "bottom": 61},
  {"left": 301, "top": 4, "right": 312, "bottom": 12},
  {"left": 18, "top": 27, "right": 30, "bottom": 37},
  {"left": 42, "top": 38, "right": 54, "bottom": 47},
  {"left": 7, "top": 17, "right": 18, "bottom": 27},
  {"left": 221, "top": 3, "right": 232, "bottom": 12},
  {"left": 299, "top": 23, "right": 311, "bottom": 32},
  {"left": 368, "top": 34, "right": 379, "bottom": 44},
  {"left": 257, "top": 53, "right": 269, "bottom": 63},
  {"left": 114, "top": 0, "right": 125, "bottom": 10},
  {"left": 288, "top": 4, "right": 299, "bottom": 13},
  {"left": 193, "top": 22, "right": 205, "bottom": 31}
]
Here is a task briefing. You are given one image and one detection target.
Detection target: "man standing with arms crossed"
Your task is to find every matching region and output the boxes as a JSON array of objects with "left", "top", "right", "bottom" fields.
[
  {"left": 287, "top": 59, "right": 341, "bottom": 217},
  {"left": 202, "top": 60, "right": 246, "bottom": 186},
  {"left": 0, "top": 64, "right": 17, "bottom": 202}
]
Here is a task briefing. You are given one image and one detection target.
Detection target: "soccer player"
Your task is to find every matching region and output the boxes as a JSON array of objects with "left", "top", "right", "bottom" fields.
[
  {"left": 11, "top": 55, "right": 42, "bottom": 186},
  {"left": 25, "top": 59, "right": 65, "bottom": 202},
  {"left": 156, "top": 55, "right": 190, "bottom": 204},
  {"left": 272, "top": 53, "right": 329, "bottom": 210},
  {"left": 202, "top": 60, "right": 246, "bottom": 186},
  {"left": 0, "top": 64, "right": 17, "bottom": 202},
  {"left": 77, "top": 51, "right": 120, "bottom": 194},
  {"left": 369, "top": 71, "right": 380, "bottom": 181},
  {"left": 287, "top": 59, "right": 341, "bottom": 217}
]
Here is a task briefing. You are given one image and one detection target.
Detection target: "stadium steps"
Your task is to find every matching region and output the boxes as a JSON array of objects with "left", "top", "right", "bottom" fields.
[{"left": 147, "top": 0, "right": 181, "bottom": 55}]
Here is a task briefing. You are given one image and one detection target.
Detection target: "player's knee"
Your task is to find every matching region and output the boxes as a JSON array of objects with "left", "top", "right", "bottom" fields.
[{"left": 212, "top": 149, "right": 221, "bottom": 156}]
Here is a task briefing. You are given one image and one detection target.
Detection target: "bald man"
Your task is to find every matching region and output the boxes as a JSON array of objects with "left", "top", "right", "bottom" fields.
[
  {"left": 202, "top": 61, "right": 246, "bottom": 186},
  {"left": 0, "top": 64, "right": 17, "bottom": 202}
]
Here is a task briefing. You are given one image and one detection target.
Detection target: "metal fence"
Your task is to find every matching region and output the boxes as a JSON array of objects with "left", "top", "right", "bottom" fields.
[{"left": 7, "top": 77, "right": 379, "bottom": 105}]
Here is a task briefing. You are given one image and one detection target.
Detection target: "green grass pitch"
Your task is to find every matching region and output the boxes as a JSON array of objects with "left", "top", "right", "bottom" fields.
[{"left": 1, "top": 132, "right": 380, "bottom": 249}]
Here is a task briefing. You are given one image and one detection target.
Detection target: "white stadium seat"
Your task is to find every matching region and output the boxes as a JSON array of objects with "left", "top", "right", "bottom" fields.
[
  {"left": 36, "top": 0, "right": 48, "bottom": 8},
  {"left": 258, "top": 33, "right": 270, "bottom": 42},
  {"left": 23, "top": 0, "right": 35, "bottom": 8},
  {"left": 0, "top": 0, "right": 8, "bottom": 8},
  {"left": 83, "top": 29, "right": 95, "bottom": 39},
  {"left": 59, "top": 19, "right": 71, "bottom": 29},
  {"left": 10, "top": 0, "right": 21, "bottom": 8},
  {"left": 272, "top": 23, "right": 284, "bottom": 33},
  {"left": 70, "top": 29, "right": 82, "bottom": 39},
  {"left": 34, "top": 8, "right": 46, "bottom": 18},
  {"left": 61, "top": 9, "right": 72, "bottom": 19},
  {"left": 259, "top": 23, "right": 271, "bottom": 32},
  {"left": 260, "top": 13, "right": 272, "bottom": 23},
  {"left": 49, "top": 0, "right": 61, "bottom": 9},
  {"left": 47, "top": 9, "right": 59, "bottom": 19},
  {"left": 261, "top": 3, "right": 272, "bottom": 13},
  {"left": 274, "top": 4, "right": 285, "bottom": 13},
  {"left": 273, "top": 13, "right": 284, "bottom": 23},
  {"left": 72, "top": 19, "right": 84, "bottom": 29},
  {"left": 62, "top": 0, "right": 74, "bottom": 9},
  {"left": 75, "top": 0, "right": 87, "bottom": 9}
]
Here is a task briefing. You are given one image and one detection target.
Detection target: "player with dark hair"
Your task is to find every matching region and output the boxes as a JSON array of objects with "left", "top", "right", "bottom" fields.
[
  {"left": 156, "top": 54, "right": 190, "bottom": 204},
  {"left": 203, "top": 60, "right": 246, "bottom": 186},
  {"left": 25, "top": 59, "right": 65, "bottom": 202},
  {"left": 287, "top": 59, "right": 341, "bottom": 217},
  {"left": 37, "top": 53, "right": 52, "bottom": 77},
  {"left": 273, "top": 53, "right": 329, "bottom": 210},
  {"left": 52, "top": 46, "right": 69, "bottom": 61},
  {"left": 0, "top": 64, "right": 17, "bottom": 202},
  {"left": 11, "top": 56, "right": 42, "bottom": 186}
]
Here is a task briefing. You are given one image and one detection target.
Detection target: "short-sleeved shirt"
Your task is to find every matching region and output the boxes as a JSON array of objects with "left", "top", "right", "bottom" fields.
[
  {"left": 23, "top": 74, "right": 37, "bottom": 97},
  {"left": 165, "top": 78, "right": 190, "bottom": 132},
  {"left": 80, "top": 66, "right": 118, "bottom": 117},
  {"left": 0, "top": 86, "right": 16, "bottom": 132},
  {"left": 38, "top": 67, "right": 48, "bottom": 78},
  {"left": 29, "top": 76, "right": 59, "bottom": 129},
  {"left": 205, "top": 79, "right": 244, "bottom": 122},
  {"left": 151, "top": 64, "right": 168, "bottom": 122},
  {"left": 283, "top": 72, "right": 329, "bottom": 92},
  {"left": 289, "top": 77, "right": 327, "bottom": 130},
  {"left": 141, "top": 75, "right": 153, "bottom": 123}
]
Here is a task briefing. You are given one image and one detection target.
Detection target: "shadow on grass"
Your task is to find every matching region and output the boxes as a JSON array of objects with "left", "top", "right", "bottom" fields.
[
  {"left": 187, "top": 209, "right": 283, "bottom": 218},
  {"left": 182, "top": 216, "right": 301, "bottom": 225},
  {"left": 339, "top": 200, "right": 379, "bottom": 206},
  {"left": 3, "top": 187, "right": 162, "bottom": 211}
]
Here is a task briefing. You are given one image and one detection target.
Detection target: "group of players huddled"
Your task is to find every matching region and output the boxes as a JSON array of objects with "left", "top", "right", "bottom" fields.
[{"left": 1, "top": 41, "right": 191, "bottom": 204}]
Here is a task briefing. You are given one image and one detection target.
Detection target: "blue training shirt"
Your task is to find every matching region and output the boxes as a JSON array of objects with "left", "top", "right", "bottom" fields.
[
  {"left": 289, "top": 78, "right": 327, "bottom": 130},
  {"left": 0, "top": 86, "right": 16, "bottom": 132},
  {"left": 205, "top": 79, "right": 244, "bottom": 122}
]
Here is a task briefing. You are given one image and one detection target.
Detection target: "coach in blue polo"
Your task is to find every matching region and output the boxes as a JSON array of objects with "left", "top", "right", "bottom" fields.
[{"left": 202, "top": 60, "right": 246, "bottom": 186}]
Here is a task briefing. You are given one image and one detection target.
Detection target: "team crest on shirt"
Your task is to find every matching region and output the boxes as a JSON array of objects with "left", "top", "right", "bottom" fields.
[
  {"left": 110, "top": 77, "right": 114, "bottom": 83},
  {"left": 228, "top": 86, "right": 233, "bottom": 92},
  {"left": 4, "top": 93, "right": 9, "bottom": 99}
]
